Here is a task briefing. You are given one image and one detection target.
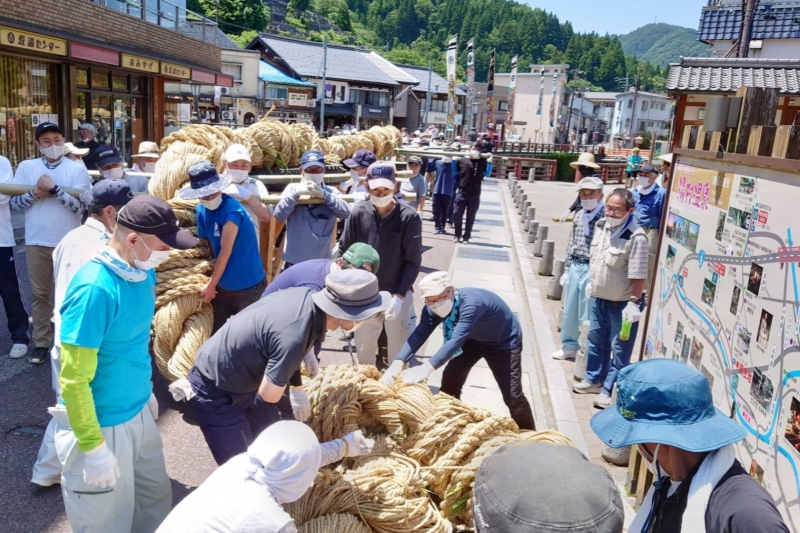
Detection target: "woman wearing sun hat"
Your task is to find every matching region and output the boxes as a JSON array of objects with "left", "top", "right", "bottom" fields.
[{"left": 179, "top": 160, "right": 266, "bottom": 333}]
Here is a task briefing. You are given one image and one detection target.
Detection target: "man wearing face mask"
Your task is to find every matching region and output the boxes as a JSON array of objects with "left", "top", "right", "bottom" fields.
[
  {"left": 382, "top": 271, "right": 535, "bottom": 430},
  {"left": 453, "top": 142, "right": 488, "bottom": 244},
  {"left": 341, "top": 148, "right": 378, "bottom": 198},
  {"left": 220, "top": 143, "right": 272, "bottom": 244},
  {"left": 274, "top": 150, "right": 352, "bottom": 270},
  {"left": 591, "top": 359, "right": 788, "bottom": 533},
  {"left": 335, "top": 162, "right": 422, "bottom": 367},
  {"left": 574, "top": 189, "right": 648, "bottom": 409},
  {"left": 10, "top": 122, "right": 91, "bottom": 365},
  {"left": 552, "top": 177, "right": 605, "bottom": 362},
  {"left": 180, "top": 161, "right": 266, "bottom": 334},
  {"left": 633, "top": 163, "right": 666, "bottom": 290},
  {"left": 130, "top": 141, "right": 160, "bottom": 173},
  {"left": 187, "top": 269, "right": 392, "bottom": 465},
  {"left": 31, "top": 180, "right": 134, "bottom": 487},
  {"left": 75, "top": 123, "right": 101, "bottom": 170},
  {"left": 93, "top": 144, "right": 149, "bottom": 194},
  {"left": 431, "top": 151, "right": 457, "bottom": 235},
  {"left": 63, "top": 143, "right": 90, "bottom": 166},
  {"left": 56, "top": 195, "right": 198, "bottom": 532},
  {"left": 563, "top": 152, "right": 602, "bottom": 221}
]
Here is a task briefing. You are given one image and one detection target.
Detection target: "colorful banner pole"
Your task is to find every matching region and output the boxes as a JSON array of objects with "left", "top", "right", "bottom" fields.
[
  {"left": 486, "top": 49, "right": 495, "bottom": 129},
  {"left": 466, "top": 39, "right": 475, "bottom": 132},
  {"left": 504, "top": 55, "right": 518, "bottom": 138},
  {"left": 445, "top": 34, "right": 458, "bottom": 133}
]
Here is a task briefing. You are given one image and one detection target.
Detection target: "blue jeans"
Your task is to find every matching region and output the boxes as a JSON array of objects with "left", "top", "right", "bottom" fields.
[
  {"left": 584, "top": 297, "right": 640, "bottom": 396},
  {"left": 559, "top": 262, "right": 590, "bottom": 352}
]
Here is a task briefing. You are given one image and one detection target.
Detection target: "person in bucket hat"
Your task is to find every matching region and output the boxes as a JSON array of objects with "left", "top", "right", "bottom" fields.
[
  {"left": 591, "top": 359, "right": 788, "bottom": 533},
  {"left": 186, "top": 269, "right": 391, "bottom": 465},
  {"left": 562, "top": 152, "right": 602, "bottom": 221}
]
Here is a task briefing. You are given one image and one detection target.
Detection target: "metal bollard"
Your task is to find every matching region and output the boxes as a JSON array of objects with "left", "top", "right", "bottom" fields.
[
  {"left": 527, "top": 220, "right": 539, "bottom": 243},
  {"left": 547, "top": 258, "right": 566, "bottom": 300},
  {"left": 538, "top": 241, "right": 555, "bottom": 276},
  {"left": 524, "top": 206, "right": 535, "bottom": 226},
  {"left": 521, "top": 200, "right": 532, "bottom": 222},
  {"left": 533, "top": 225, "right": 549, "bottom": 256},
  {"left": 528, "top": 167, "right": 536, "bottom": 183}
]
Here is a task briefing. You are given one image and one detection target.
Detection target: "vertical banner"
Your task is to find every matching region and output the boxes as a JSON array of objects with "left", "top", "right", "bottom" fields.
[
  {"left": 504, "top": 55, "right": 518, "bottom": 137},
  {"left": 536, "top": 74, "right": 544, "bottom": 115},
  {"left": 445, "top": 34, "right": 458, "bottom": 132},
  {"left": 466, "top": 40, "right": 475, "bottom": 129},
  {"left": 486, "top": 49, "right": 496, "bottom": 128},
  {"left": 549, "top": 71, "right": 558, "bottom": 128}
]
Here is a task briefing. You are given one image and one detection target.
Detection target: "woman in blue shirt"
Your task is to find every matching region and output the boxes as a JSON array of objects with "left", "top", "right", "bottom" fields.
[{"left": 180, "top": 161, "right": 266, "bottom": 333}]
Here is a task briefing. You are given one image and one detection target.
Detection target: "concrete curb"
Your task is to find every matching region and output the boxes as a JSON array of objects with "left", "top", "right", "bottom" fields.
[{"left": 501, "top": 182, "right": 590, "bottom": 457}]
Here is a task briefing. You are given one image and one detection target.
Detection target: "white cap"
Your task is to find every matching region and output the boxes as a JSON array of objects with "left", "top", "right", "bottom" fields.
[
  {"left": 419, "top": 271, "right": 452, "bottom": 298},
  {"left": 577, "top": 177, "right": 604, "bottom": 191},
  {"left": 224, "top": 143, "right": 252, "bottom": 163}
]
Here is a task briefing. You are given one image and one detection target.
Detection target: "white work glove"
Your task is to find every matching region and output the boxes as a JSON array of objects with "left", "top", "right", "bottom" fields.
[
  {"left": 384, "top": 294, "right": 404, "bottom": 321},
  {"left": 293, "top": 182, "right": 309, "bottom": 197},
  {"left": 622, "top": 301, "right": 643, "bottom": 323},
  {"left": 560, "top": 272, "right": 568, "bottom": 287},
  {"left": 342, "top": 430, "right": 375, "bottom": 457},
  {"left": 224, "top": 183, "right": 253, "bottom": 201},
  {"left": 305, "top": 180, "right": 326, "bottom": 199},
  {"left": 79, "top": 189, "right": 93, "bottom": 207},
  {"left": 402, "top": 361, "right": 435, "bottom": 384},
  {"left": 289, "top": 386, "right": 311, "bottom": 422},
  {"left": 147, "top": 392, "right": 158, "bottom": 421},
  {"left": 303, "top": 350, "right": 320, "bottom": 379},
  {"left": 83, "top": 441, "right": 121, "bottom": 488},
  {"left": 168, "top": 378, "right": 196, "bottom": 402},
  {"left": 380, "top": 359, "right": 405, "bottom": 386},
  {"left": 585, "top": 282, "right": 593, "bottom": 300}
]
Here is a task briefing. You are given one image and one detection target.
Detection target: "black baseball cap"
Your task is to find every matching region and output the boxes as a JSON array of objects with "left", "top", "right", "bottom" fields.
[
  {"left": 94, "top": 144, "right": 122, "bottom": 169},
  {"left": 92, "top": 180, "right": 133, "bottom": 207},
  {"left": 117, "top": 196, "right": 199, "bottom": 250},
  {"left": 35, "top": 122, "right": 63, "bottom": 140},
  {"left": 342, "top": 149, "right": 377, "bottom": 169}
]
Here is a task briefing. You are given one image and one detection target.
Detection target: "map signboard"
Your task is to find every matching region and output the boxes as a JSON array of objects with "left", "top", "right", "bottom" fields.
[{"left": 644, "top": 154, "right": 800, "bottom": 528}]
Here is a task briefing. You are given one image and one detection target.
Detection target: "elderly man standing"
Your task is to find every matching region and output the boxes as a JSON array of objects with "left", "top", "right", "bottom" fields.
[
  {"left": 274, "top": 150, "right": 351, "bottom": 270},
  {"left": 11, "top": 122, "right": 91, "bottom": 365},
  {"left": 552, "top": 176, "right": 605, "bottom": 361},
  {"left": 592, "top": 359, "right": 789, "bottom": 533},
  {"left": 75, "top": 123, "right": 101, "bottom": 170},
  {"left": 574, "top": 189, "right": 648, "bottom": 409},
  {"left": 633, "top": 162, "right": 666, "bottom": 289},
  {"left": 93, "top": 144, "right": 149, "bottom": 194}
]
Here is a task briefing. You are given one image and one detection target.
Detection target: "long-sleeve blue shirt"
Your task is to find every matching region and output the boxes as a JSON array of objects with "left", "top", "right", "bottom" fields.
[
  {"left": 395, "top": 288, "right": 521, "bottom": 368},
  {"left": 633, "top": 185, "right": 666, "bottom": 229}
]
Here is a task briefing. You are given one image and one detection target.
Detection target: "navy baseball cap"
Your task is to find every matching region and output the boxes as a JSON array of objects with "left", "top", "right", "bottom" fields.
[
  {"left": 301, "top": 149, "right": 325, "bottom": 170},
  {"left": 591, "top": 359, "right": 747, "bottom": 452},
  {"left": 35, "top": 122, "right": 62, "bottom": 140},
  {"left": 92, "top": 180, "right": 133, "bottom": 207},
  {"left": 365, "top": 162, "right": 396, "bottom": 190},
  {"left": 94, "top": 144, "right": 122, "bottom": 170},
  {"left": 342, "top": 149, "right": 377, "bottom": 169},
  {"left": 117, "top": 195, "right": 198, "bottom": 250}
]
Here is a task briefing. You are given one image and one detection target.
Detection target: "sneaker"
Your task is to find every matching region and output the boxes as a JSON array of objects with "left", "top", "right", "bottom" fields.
[
  {"left": 463, "top": 239, "right": 469, "bottom": 245},
  {"left": 28, "top": 347, "right": 48, "bottom": 365},
  {"left": 434, "top": 228, "right": 442, "bottom": 235},
  {"left": 454, "top": 237, "right": 462, "bottom": 243},
  {"left": 572, "top": 381, "right": 602, "bottom": 394},
  {"left": 593, "top": 393, "right": 612, "bottom": 409},
  {"left": 552, "top": 349, "right": 577, "bottom": 360},
  {"left": 8, "top": 343, "right": 28, "bottom": 359},
  {"left": 31, "top": 476, "right": 61, "bottom": 487}
]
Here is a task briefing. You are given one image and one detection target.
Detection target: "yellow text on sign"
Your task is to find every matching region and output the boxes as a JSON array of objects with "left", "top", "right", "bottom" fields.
[
  {"left": 122, "top": 54, "right": 159, "bottom": 74},
  {"left": 0, "top": 27, "right": 67, "bottom": 56}
]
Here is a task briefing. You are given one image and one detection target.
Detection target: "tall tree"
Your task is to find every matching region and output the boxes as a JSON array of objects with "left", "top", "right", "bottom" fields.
[{"left": 189, "top": 0, "right": 269, "bottom": 32}]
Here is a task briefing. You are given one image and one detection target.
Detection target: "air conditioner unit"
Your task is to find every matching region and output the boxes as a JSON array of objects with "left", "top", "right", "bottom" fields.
[
  {"left": 219, "top": 87, "right": 231, "bottom": 95},
  {"left": 221, "top": 110, "right": 235, "bottom": 121},
  {"left": 307, "top": 99, "right": 317, "bottom": 108}
]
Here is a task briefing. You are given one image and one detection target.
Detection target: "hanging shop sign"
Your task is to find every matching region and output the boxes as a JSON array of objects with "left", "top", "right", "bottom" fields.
[
  {"left": 162, "top": 62, "right": 191, "bottom": 79},
  {"left": 122, "top": 53, "right": 159, "bottom": 74}
]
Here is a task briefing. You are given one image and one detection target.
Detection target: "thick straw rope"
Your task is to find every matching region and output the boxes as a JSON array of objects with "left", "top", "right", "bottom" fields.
[{"left": 296, "top": 513, "right": 371, "bottom": 533}]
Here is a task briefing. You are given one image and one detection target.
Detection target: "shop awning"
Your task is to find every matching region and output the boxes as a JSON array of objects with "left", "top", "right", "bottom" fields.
[
  {"left": 258, "top": 61, "right": 316, "bottom": 88},
  {"left": 316, "top": 103, "right": 354, "bottom": 116}
]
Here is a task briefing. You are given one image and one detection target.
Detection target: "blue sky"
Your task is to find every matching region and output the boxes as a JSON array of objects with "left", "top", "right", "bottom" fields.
[{"left": 523, "top": 0, "right": 706, "bottom": 35}]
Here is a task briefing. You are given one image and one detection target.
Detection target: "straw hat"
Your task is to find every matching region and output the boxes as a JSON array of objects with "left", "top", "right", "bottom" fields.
[
  {"left": 569, "top": 152, "right": 601, "bottom": 170},
  {"left": 132, "top": 141, "right": 160, "bottom": 159}
]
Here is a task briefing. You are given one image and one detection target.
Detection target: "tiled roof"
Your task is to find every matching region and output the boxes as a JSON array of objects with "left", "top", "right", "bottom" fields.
[
  {"left": 698, "top": 4, "right": 800, "bottom": 41},
  {"left": 180, "top": 21, "right": 241, "bottom": 50},
  {"left": 362, "top": 52, "right": 419, "bottom": 85},
  {"left": 666, "top": 57, "right": 800, "bottom": 94},
  {"left": 394, "top": 64, "right": 466, "bottom": 96},
  {"left": 258, "top": 61, "right": 316, "bottom": 87},
  {"left": 254, "top": 35, "right": 399, "bottom": 86}
]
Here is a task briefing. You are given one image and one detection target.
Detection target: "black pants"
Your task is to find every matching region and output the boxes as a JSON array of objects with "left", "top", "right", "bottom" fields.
[
  {"left": 440, "top": 338, "right": 536, "bottom": 430},
  {"left": 211, "top": 277, "right": 267, "bottom": 334},
  {"left": 0, "top": 246, "right": 29, "bottom": 345},
  {"left": 432, "top": 194, "right": 452, "bottom": 231},
  {"left": 453, "top": 191, "right": 481, "bottom": 240}
]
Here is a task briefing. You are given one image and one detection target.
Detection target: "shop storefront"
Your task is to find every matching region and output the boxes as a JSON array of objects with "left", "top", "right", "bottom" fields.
[{"left": 358, "top": 105, "right": 391, "bottom": 129}]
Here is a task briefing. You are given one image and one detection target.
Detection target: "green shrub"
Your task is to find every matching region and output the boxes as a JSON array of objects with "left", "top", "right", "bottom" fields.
[{"left": 536, "top": 153, "right": 579, "bottom": 182}]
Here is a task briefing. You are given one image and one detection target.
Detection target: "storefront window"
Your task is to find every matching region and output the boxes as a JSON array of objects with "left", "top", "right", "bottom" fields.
[
  {"left": 266, "top": 86, "right": 288, "bottom": 100},
  {"left": 76, "top": 68, "right": 89, "bottom": 87},
  {"left": 0, "top": 54, "right": 57, "bottom": 166},
  {"left": 92, "top": 71, "right": 110, "bottom": 90},
  {"left": 113, "top": 75, "right": 128, "bottom": 91}
]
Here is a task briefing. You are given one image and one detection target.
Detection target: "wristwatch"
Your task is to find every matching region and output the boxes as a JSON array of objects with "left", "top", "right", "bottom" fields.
[{"left": 48, "top": 185, "right": 60, "bottom": 196}]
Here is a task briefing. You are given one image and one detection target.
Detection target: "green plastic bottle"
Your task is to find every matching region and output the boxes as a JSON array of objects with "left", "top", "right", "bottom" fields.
[{"left": 620, "top": 319, "right": 632, "bottom": 341}]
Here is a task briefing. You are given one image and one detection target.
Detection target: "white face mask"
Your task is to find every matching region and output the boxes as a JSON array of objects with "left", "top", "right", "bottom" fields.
[
  {"left": 581, "top": 199, "right": 599, "bottom": 211},
  {"left": 442, "top": 157, "right": 452, "bottom": 164},
  {"left": 102, "top": 167, "right": 125, "bottom": 181},
  {"left": 305, "top": 172, "right": 325, "bottom": 186},
  {"left": 133, "top": 237, "right": 171, "bottom": 270},
  {"left": 605, "top": 213, "right": 629, "bottom": 228},
  {"left": 39, "top": 144, "right": 64, "bottom": 160},
  {"left": 637, "top": 176, "right": 652, "bottom": 188},
  {"left": 199, "top": 195, "right": 223, "bottom": 210},
  {"left": 349, "top": 169, "right": 360, "bottom": 181},
  {"left": 469, "top": 150, "right": 480, "bottom": 159},
  {"left": 143, "top": 162, "right": 157, "bottom": 173},
  {"left": 370, "top": 194, "right": 393, "bottom": 208},
  {"left": 228, "top": 169, "right": 249, "bottom": 184},
  {"left": 640, "top": 444, "right": 661, "bottom": 476},
  {"left": 429, "top": 297, "right": 453, "bottom": 318}
]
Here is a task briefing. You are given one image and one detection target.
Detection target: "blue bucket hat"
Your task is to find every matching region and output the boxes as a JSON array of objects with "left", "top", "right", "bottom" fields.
[
  {"left": 179, "top": 161, "right": 231, "bottom": 200},
  {"left": 591, "top": 359, "right": 747, "bottom": 452}
]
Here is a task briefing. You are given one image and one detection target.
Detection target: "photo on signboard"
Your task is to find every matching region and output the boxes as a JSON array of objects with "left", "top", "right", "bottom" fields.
[
  {"left": 735, "top": 324, "right": 752, "bottom": 355},
  {"left": 748, "top": 263, "right": 764, "bottom": 296},
  {"left": 686, "top": 222, "right": 700, "bottom": 252},
  {"left": 749, "top": 459, "right": 764, "bottom": 485},
  {"left": 750, "top": 367, "right": 774, "bottom": 410},
  {"left": 784, "top": 397, "right": 800, "bottom": 453},
  {"left": 714, "top": 212, "right": 726, "bottom": 241},
  {"left": 739, "top": 177, "right": 756, "bottom": 195},
  {"left": 701, "top": 278, "right": 717, "bottom": 306},
  {"left": 680, "top": 334, "right": 691, "bottom": 363},
  {"left": 757, "top": 309, "right": 773, "bottom": 349},
  {"left": 666, "top": 245, "right": 676, "bottom": 270},
  {"left": 672, "top": 350, "right": 680, "bottom": 361},
  {"left": 730, "top": 285, "right": 742, "bottom": 315},
  {"left": 666, "top": 212, "right": 677, "bottom": 239},
  {"left": 690, "top": 336, "right": 704, "bottom": 369},
  {"left": 675, "top": 321, "right": 685, "bottom": 346},
  {"left": 728, "top": 206, "right": 750, "bottom": 230},
  {"left": 701, "top": 365, "right": 715, "bottom": 390}
]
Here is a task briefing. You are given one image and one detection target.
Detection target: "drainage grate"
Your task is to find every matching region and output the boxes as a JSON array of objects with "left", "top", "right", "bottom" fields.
[
  {"left": 481, "top": 201, "right": 501, "bottom": 206},
  {"left": 457, "top": 248, "right": 510, "bottom": 262},
  {"left": 477, "top": 209, "right": 503, "bottom": 215},
  {"left": 475, "top": 219, "right": 505, "bottom": 227}
]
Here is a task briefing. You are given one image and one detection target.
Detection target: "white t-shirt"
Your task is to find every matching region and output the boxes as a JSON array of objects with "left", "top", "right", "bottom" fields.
[
  {"left": 156, "top": 454, "right": 296, "bottom": 533},
  {"left": 0, "top": 156, "right": 15, "bottom": 247},
  {"left": 13, "top": 157, "right": 92, "bottom": 247},
  {"left": 52, "top": 218, "right": 109, "bottom": 346},
  {"left": 226, "top": 174, "right": 269, "bottom": 245}
]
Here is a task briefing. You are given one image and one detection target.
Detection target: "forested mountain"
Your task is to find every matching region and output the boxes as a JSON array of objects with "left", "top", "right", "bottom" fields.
[{"left": 617, "top": 23, "right": 709, "bottom": 66}]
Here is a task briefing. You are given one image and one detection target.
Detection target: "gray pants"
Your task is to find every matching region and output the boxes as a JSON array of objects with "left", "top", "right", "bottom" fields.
[
  {"left": 55, "top": 405, "right": 172, "bottom": 533},
  {"left": 643, "top": 227, "right": 659, "bottom": 293},
  {"left": 354, "top": 290, "right": 416, "bottom": 365}
]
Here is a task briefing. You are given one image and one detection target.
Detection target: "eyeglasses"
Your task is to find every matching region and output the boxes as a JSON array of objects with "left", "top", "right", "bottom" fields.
[{"left": 605, "top": 208, "right": 630, "bottom": 216}]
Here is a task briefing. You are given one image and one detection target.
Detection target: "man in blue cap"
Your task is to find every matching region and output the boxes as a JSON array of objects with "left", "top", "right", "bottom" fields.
[
  {"left": 341, "top": 148, "right": 377, "bottom": 196},
  {"left": 93, "top": 144, "right": 149, "bottom": 194},
  {"left": 273, "top": 149, "right": 352, "bottom": 269},
  {"left": 591, "top": 359, "right": 788, "bottom": 533}
]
